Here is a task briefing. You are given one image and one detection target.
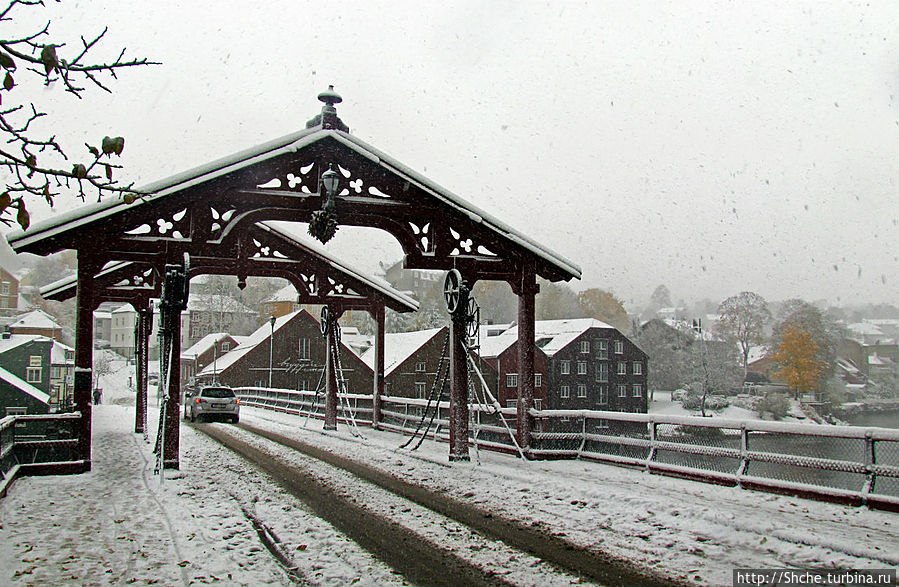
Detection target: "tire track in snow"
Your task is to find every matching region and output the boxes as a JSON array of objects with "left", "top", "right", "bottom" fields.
[{"left": 198, "top": 421, "right": 681, "bottom": 586}]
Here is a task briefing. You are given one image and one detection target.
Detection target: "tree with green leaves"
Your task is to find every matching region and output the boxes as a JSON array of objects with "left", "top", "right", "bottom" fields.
[
  {"left": 716, "top": 291, "right": 771, "bottom": 377},
  {"left": 0, "top": 0, "right": 155, "bottom": 229},
  {"left": 771, "top": 325, "right": 826, "bottom": 399}
]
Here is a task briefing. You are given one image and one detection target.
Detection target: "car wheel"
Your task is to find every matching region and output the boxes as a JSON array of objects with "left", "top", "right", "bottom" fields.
[{"left": 232, "top": 415, "right": 239, "bottom": 424}]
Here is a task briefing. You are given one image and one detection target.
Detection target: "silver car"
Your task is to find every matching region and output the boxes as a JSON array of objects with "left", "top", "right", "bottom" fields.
[{"left": 187, "top": 385, "right": 240, "bottom": 423}]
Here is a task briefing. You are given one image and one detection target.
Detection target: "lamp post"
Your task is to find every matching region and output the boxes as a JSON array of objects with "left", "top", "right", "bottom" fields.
[{"left": 269, "top": 315, "right": 276, "bottom": 388}]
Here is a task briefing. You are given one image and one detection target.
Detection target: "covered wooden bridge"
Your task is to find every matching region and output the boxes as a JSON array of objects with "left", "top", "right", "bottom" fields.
[{"left": 8, "top": 87, "right": 580, "bottom": 466}]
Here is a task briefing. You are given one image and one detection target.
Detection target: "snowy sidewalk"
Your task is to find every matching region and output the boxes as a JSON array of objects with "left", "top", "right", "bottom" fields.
[{"left": 0, "top": 404, "right": 292, "bottom": 586}]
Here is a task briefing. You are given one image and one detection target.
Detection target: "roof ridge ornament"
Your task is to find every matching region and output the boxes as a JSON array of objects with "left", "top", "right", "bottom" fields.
[{"left": 306, "top": 85, "right": 350, "bottom": 133}]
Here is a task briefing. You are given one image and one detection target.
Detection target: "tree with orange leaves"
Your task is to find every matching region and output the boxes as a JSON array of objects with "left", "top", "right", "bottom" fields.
[{"left": 771, "top": 325, "right": 826, "bottom": 399}]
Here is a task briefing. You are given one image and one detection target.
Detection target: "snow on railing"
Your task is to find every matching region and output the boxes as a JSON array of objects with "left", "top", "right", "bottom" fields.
[
  {"left": 1, "top": 412, "right": 82, "bottom": 498},
  {"left": 234, "top": 388, "right": 899, "bottom": 510}
]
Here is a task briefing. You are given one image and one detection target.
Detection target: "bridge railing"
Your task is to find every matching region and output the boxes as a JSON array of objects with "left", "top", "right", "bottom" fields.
[
  {"left": 234, "top": 388, "right": 899, "bottom": 510},
  {"left": 0, "top": 412, "right": 84, "bottom": 498}
]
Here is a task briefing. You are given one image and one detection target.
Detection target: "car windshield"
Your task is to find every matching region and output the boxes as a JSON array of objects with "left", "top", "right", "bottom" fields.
[{"left": 201, "top": 387, "right": 235, "bottom": 399}]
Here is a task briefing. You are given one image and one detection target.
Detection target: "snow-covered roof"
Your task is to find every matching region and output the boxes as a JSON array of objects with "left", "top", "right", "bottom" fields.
[
  {"left": 9, "top": 309, "right": 61, "bottom": 330},
  {"left": 848, "top": 322, "right": 884, "bottom": 336},
  {"left": 50, "top": 340, "right": 74, "bottom": 363},
  {"left": 9, "top": 119, "right": 580, "bottom": 283},
  {"left": 360, "top": 327, "right": 445, "bottom": 377},
  {"left": 477, "top": 332, "right": 519, "bottom": 359},
  {"left": 0, "top": 365, "right": 50, "bottom": 404},
  {"left": 182, "top": 332, "right": 232, "bottom": 359},
  {"left": 93, "top": 311, "right": 113, "bottom": 320},
  {"left": 197, "top": 310, "right": 308, "bottom": 376},
  {"left": 264, "top": 283, "right": 297, "bottom": 303},
  {"left": 0, "top": 333, "right": 40, "bottom": 354},
  {"left": 503, "top": 318, "right": 616, "bottom": 357}
]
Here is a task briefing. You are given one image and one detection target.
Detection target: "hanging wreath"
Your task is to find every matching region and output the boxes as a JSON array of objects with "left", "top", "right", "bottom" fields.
[{"left": 308, "top": 209, "right": 338, "bottom": 243}]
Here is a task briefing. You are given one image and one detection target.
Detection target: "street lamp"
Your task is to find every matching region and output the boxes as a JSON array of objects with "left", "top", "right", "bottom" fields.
[{"left": 269, "top": 315, "right": 276, "bottom": 388}]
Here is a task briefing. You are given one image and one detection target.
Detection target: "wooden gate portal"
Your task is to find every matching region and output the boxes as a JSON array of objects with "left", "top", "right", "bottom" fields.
[{"left": 9, "top": 88, "right": 580, "bottom": 467}]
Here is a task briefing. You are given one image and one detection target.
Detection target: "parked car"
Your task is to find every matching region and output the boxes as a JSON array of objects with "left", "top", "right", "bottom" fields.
[{"left": 187, "top": 385, "right": 240, "bottom": 423}]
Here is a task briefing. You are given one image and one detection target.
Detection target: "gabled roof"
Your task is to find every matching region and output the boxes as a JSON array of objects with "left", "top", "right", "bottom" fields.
[
  {"left": 9, "top": 309, "right": 62, "bottom": 330},
  {"left": 360, "top": 327, "right": 445, "bottom": 377},
  {"left": 477, "top": 332, "right": 519, "bottom": 359},
  {"left": 0, "top": 365, "right": 50, "bottom": 404},
  {"left": 8, "top": 104, "right": 580, "bottom": 283},
  {"left": 182, "top": 332, "right": 234, "bottom": 359},
  {"left": 503, "top": 318, "right": 617, "bottom": 357}
]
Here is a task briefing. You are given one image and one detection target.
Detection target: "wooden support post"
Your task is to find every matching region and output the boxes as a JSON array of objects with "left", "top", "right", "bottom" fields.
[
  {"left": 163, "top": 304, "right": 181, "bottom": 469},
  {"left": 514, "top": 267, "right": 539, "bottom": 454},
  {"left": 73, "top": 254, "right": 98, "bottom": 471},
  {"left": 323, "top": 308, "right": 339, "bottom": 431},
  {"left": 134, "top": 305, "right": 151, "bottom": 434},
  {"left": 371, "top": 305, "right": 385, "bottom": 430},
  {"left": 449, "top": 315, "right": 470, "bottom": 462}
]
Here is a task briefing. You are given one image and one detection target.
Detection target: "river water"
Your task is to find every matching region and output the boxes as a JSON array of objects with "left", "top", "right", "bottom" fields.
[{"left": 844, "top": 410, "right": 899, "bottom": 429}]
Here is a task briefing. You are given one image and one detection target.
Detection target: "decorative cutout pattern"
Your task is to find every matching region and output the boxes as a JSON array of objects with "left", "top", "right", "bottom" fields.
[
  {"left": 325, "top": 276, "right": 360, "bottom": 298},
  {"left": 300, "top": 273, "right": 317, "bottom": 296},
  {"left": 250, "top": 238, "right": 288, "bottom": 259},
  {"left": 210, "top": 207, "right": 237, "bottom": 237},
  {"left": 409, "top": 222, "right": 434, "bottom": 255},
  {"left": 125, "top": 208, "right": 190, "bottom": 239},
  {"left": 257, "top": 161, "right": 318, "bottom": 194},
  {"left": 449, "top": 227, "right": 497, "bottom": 257},
  {"left": 112, "top": 267, "right": 155, "bottom": 289}
]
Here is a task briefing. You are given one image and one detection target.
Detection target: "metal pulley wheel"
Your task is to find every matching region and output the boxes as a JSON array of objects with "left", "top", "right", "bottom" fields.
[
  {"left": 466, "top": 297, "right": 480, "bottom": 338},
  {"left": 320, "top": 305, "right": 330, "bottom": 336},
  {"left": 443, "top": 269, "right": 463, "bottom": 314}
]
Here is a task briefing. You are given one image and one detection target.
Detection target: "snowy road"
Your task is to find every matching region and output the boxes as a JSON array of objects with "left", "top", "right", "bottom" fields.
[
  {"left": 196, "top": 420, "right": 672, "bottom": 586},
  {"left": 1, "top": 391, "right": 898, "bottom": 585}
]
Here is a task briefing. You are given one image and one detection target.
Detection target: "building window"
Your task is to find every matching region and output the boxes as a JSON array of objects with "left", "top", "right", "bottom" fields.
[
  {"left": 577, "top": 361, "right": 587, "bottom": 375},
  {"left": 633, "top": 362, "right": 642, "bottom": 375},
  {"left": 535, "top": 373, "right": 542, "bottom": 388},
  {"left": 298, "top": 380, "right": 308, "bottom": 391},
  {"left": 577, "top": 384, "right": 587, "bottom": 398},
  {"left": 596, "top": 363, "right": 608, "bottom": 383},
  {"left": 633, "top": 384, "right": 643, "bottom": 398},
  {"left": 618, "top": 384, "right": 627, "bottom": 397},
  {"left": 580, "top": 340, "right": 590, "bottom": 354},
  {"left": 506, "top": 399, "right": 518, "bottom": 410},
  {"left": 221, "top": 342, "right": 230, "bottom": 352},
  {"left": 29, "top": 355, "right": 41, "bottom": 367},
  {"left": 615, "top": 340, "right": 624, "bottom": 354},
  {"left": 534, "top": 399, "right": 543, "bottom": 410},
  {"left": 560, "top": 361, "right": 570, "bottom": 375},
  {"left": 1, "top": 282, "right": 9, "bottom": 295},
  {"left": 597, "top": 339, "right": 608, "bottom": 359},
  {"left": 506, "top": 373, "right": 519, "bottom": 388},
  {"left": 26, "top": 367, "right": 41, "bottom": 383},
  {"left": 598, "top": 386, "right": 608, "bottom": 404},
  {"left": 560, "top": 385, "right": 570, "bottom": 399},
  {"left": 617, "top": 361, "right": 627, "bottom": 375},
  {"left": 415, "top": 362, "right": 426, "bottom": 372},
  {"left": 415, "top": 382, "right": 427, "bottom": 399},
  {"left": 298, "top": 338, "right": 310, "bottom": 360},
  {"left": 596, "top": 419, "right": 609, "bottom": 429}
]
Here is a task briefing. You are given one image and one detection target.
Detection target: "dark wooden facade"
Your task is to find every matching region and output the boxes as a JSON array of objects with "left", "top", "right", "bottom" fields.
[{"left": 199, "top": 309, "right": 372, "bottom": 395}]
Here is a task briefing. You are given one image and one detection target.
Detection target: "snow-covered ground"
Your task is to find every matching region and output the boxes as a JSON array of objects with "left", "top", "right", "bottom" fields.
[{"left": 1, "top": 359, "right": 897, "bottom": 585}]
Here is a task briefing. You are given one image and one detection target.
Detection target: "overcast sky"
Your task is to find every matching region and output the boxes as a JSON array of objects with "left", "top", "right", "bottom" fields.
[{"left": 7, "top": 1, "right": 898, "bottom": 309}]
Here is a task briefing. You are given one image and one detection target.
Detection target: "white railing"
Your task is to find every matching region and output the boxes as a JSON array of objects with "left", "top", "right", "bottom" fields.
[{"left": 234, "top": 387, "right": 899, "bottom": 510}]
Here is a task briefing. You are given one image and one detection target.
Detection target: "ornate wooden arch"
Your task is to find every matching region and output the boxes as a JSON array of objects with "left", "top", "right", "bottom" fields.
[{"left": 9, "top": 89, "right": 580, "bottom": 464}]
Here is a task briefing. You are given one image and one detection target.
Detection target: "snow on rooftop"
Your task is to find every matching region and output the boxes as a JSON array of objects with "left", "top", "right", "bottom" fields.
[
  {"left": 182, "top": 332, "right": 232, "bottom": 359},
  {"left": 9, "top": 309, "right": 61, "bottom": 330},
  {"left": 503, "top": 318, "right": 616, "bottom": 357},
  {"left": 197, "top": 310, "right": 310, "bottom": 376},
  {"left": 360, "top": 327, "right": 445, "bottom": 376}
]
